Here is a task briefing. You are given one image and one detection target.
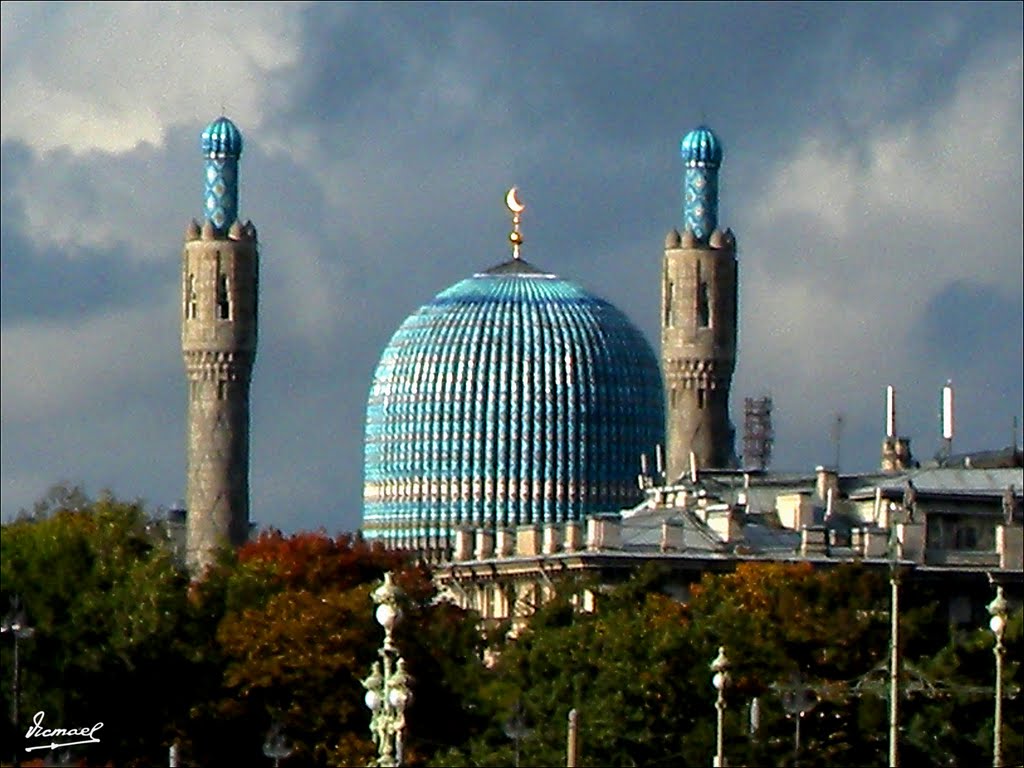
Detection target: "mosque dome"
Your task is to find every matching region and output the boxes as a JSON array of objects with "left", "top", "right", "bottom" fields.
[
  {"left": 680, "top": 126, "right": 722, "bottom": 169},
  {"left": 363, "top": 258, "right": 665, "bottom": 549},
  {"left": 201, "top": 116, "right": 243, "bottom": 158}
]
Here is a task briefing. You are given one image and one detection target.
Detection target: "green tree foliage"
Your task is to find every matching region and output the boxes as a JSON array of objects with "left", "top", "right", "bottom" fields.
[
  {"left": 434, "top": 567, "right": 705, "bottom": 767},
  {"left": 3, "top": 488, "right": 1019, "bottom": 768},
  {"left": 0, "top": 485, "right": 194, "bottom": 767},
  {"left": 904, "top": 606, "right": 1022, "bottom": 767},
  {"left": 435, "top": 562, "right": 962, "bottom": 767}
]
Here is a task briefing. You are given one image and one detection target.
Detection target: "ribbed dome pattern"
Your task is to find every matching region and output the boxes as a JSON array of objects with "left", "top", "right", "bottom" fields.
[
  {"left": 680, "top": 126, "right": 722, "bottom": 169},
  {"left": 201, "top": 116, "right": 244, "bottom": 158},
  {"left": 363, "top": 259, "right": 665, "bottom": 549}
]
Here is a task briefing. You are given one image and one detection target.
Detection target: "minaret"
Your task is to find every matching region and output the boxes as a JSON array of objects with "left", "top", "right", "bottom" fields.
[
  {"left": 182, "top": 116, "right": 258, "bottom": 572},
  {"left": 661, "top": 126, "right": 737, "bottom": 481}
]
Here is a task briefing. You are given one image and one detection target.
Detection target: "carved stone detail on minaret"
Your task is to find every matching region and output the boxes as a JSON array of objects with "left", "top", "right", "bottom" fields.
[
  {"left": 182, "top": 117, "right": 257, "bottom": 574},
  {"left": 661, "top": 127, "right": 737, "bottom": 481}
]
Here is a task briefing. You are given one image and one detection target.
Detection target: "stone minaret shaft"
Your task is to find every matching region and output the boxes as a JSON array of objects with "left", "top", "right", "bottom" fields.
[
  {"left": 662, "top": 127, "right": 737, "bottom": 481},
  {"left": 183, "top": 117, "right": 258, "bottom": 572}
]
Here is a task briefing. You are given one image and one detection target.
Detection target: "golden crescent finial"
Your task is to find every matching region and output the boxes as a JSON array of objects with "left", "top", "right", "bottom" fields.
[{"left": 506, "top": 187, "right": 524, "bottom": 259}]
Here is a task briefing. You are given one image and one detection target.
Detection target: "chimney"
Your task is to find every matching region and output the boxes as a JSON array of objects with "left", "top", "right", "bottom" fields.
[
  {"left": 800, "top": 526, "right": 829, "bottom": 557},
  {"left": 586, "top": 514, "right": 622, "bottom": 550},
  {"left": 705, "top": 506, "right": 742, "bottom": 542},
  {"left": 815, "top": 466, "right": 839, "bottom": 502},
  {"left": 881, "top": 437, "right": 914, "bottom": 472},
  {"left": 660, "top": 518, "right": 686, "bottom": 551}
]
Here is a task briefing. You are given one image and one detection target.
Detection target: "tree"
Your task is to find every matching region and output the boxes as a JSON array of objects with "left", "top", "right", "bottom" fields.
[
  {"left": 434, "top": 567, "right": 704, "bottom": 767},
  {"left": 0, "top": 486, "right": 198, "bottom": 767},
  {"left": 184, "top": 530, "right": 486, "bottom": 767}
]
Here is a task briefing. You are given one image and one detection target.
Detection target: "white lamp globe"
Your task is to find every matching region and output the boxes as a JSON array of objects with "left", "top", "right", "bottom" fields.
[
  {"left": 376, "top": 602, "right": 399, "bottom": 631},
  {"left": 990, "top": 613, "right": 1006, "bottom": 637},
  {"left": 365, "top": 689, "right": 382, "bottom": 712},
  {"left": 388, "top": 687, "right": 409, "bottom": 710}
]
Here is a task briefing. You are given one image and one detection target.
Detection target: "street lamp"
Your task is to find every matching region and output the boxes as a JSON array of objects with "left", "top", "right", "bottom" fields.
[
  {"left": 363, "top": 573, "right": 413, "bottom": 767},
  {"left": 503, "top": 701, "right": 531, "bottom": 768},
  {"left": 710, "top": 646, "right": 729, "bottom": 768},
  {"left": 262, "top": 721, "right": 293, "bottom": 767},
  {"left": 988, "top": 584, "right": 1008, "bottom": 768},
  {"left": 2, "top": 596, "right": 35, "bottom": 768},
  {"left": 780, "top": 677, "right": 818, "bottom": 767}
]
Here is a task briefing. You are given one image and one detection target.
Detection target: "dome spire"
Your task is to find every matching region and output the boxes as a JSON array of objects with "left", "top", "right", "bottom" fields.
[
  {"left": 680, "top": 126, "right": 722, "bottom": 242},
  {"left": 200, "top": 116, "right": 244, "bottom": 235},
  {"left": 505, "top": 187, "right": 525, "bottom": 260}
]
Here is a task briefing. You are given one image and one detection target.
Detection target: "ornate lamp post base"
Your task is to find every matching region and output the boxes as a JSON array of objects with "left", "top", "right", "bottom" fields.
[{"left": 364, "top": 573, "right": 414, "bottom": 767}]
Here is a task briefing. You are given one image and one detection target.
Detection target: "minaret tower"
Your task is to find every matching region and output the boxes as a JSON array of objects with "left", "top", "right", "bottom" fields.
[
  {"left": 661, "top": 126, "right": 737, "bottom": 480},
  {"left": 182, "top": 116, "right": 258, "bottom": 572}
]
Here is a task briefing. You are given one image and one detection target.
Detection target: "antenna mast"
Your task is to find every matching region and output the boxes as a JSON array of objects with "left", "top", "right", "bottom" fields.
[
  {"left": 938, "top": 381, "right": 954, "bottom": 463},
  {"left": 832, "top": 413, "right": 844, "bottom": 471}
]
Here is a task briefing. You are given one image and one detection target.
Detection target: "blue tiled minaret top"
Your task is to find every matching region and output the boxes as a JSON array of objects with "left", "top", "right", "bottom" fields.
[
  {"left": 201, "top": 116, "right": 243, "bottom": 234},
  {"left": 680, "top": 126, "right": 722, "bottom": 242},
  {"left": 362, "top": 259, "right": 665, "bottom": 548}
]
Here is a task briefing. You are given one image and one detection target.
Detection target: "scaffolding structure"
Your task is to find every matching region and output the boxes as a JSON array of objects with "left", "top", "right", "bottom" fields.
[{"left": 743, "top": 396, "right": 774, "bottom": 471}]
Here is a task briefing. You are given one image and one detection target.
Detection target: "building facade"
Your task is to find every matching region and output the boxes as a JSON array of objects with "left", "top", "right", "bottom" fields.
[{"left": 438, "top": 459, "right": 1023, "bottom": 631}]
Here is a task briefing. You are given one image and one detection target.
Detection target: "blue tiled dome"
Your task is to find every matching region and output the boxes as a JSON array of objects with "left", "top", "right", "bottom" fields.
[
  {"left": 363, "top": 259, "right": 665, "bottom": 548},
  {"left": 680, "top": 126, "right": 722, "bottom": 169},
  {"left": 201, "top": 116, "right": 243, "bottom": 158}
]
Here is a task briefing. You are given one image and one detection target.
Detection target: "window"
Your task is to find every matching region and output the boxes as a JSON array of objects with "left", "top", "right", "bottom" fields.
[
  {"left": 927, "top": 513, "right": 995, "bottom": 551},
  {"left": 697, "top": 389, "right": 706, "bottom": 409},
  {"left": 664, "top": 280, "right": 675, "bottom": 328},
  {"left": 697, "top": 279, "right": 710, "bottom": 328},
  {"left": 216, "top": 273, "right": 230, "bottom": 320},
  {"left": 186, "top": 274, "right": 197, "bottom": 319}
]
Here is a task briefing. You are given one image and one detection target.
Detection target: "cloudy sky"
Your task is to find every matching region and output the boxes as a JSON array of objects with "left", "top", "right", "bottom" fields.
[{"left": 2, "top": 1, "right": 1021, "bottom": 533}]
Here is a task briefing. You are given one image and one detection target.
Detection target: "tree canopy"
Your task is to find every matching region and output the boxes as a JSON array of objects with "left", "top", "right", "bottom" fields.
[{"left": 1, "top": 488, "right": 1019, "bottom": 768}]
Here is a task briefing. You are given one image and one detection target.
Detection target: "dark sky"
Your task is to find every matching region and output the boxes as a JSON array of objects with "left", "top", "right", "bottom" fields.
[{"left": 2, "top": 1, "right": 1022, "bottom": 533}]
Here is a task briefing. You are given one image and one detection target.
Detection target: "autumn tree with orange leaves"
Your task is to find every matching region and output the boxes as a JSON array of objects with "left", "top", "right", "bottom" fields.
[{"left": 183, "top": 530, "right": 487, "bottom": 768}]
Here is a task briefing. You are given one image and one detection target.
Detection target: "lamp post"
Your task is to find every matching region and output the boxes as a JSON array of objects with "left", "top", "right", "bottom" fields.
[
  {"left": 780, "top": 678, "right": 817, "bottom": 767},
  {"left": 262, "top": 721, "right": 293, "bottom": 767},
  {"left": 363, "top": 573, "right": 413, "bottom": 767},
  {"left": 503, "top": 701, "right": 531, "bottom": 768},
  {"left": 988, "top": 585, "right": 1008, "bottom": 768},
  {"left": 889, "top": 497, "right": 910, "bottom": 768},
  {"left": 2, "top": 596, "right": 35, "bottom": 768},
  {"left": 711, "top": 646, "right": 729, "bottom": 768}
]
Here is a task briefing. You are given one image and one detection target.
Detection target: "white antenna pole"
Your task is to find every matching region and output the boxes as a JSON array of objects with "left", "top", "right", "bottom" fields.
[
  {"left": 886, "top": 385, "right": 896, "bottom": 439},
  {"left": 942, "top": 381, "right": 954, "bottom": 441},
  {"left": 655, "top": 444, "right": 664, "bottom": 480},
  {"left": 689, "top": 451, "right": 698, "bottom": 484}
]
